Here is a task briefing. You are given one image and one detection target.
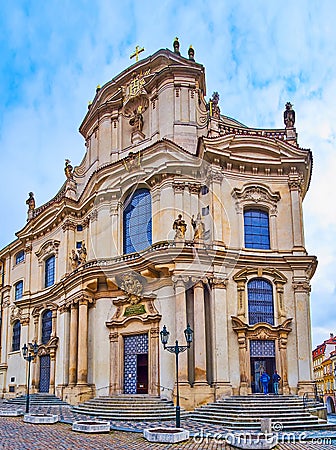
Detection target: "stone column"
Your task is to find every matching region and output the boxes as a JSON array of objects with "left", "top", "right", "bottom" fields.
[
  {"left": 209, "top": 168, "right": 224, "bottom": 244},
  {"left": 150, "top": 327, "right": 160, "bottom": 396},
  {"left": 211, "top": 278, "right": 231, "bottom": 392},
  {"left": 269, "top": 207, "right": 279, "bottom": 250},
  {"left": 0, "top": 289, "right": 10, "bottom": 366},
  {"left": 50, "top": 350, "right": 56, "bottom": 394},
  {"left": 24, "top": 243, "right": 33, "bottom": 293},
  {"left": 109, "top": 331, "right": 120, "bottom": 394},
  {"left": 173, "top": 182, "right": 185, "bottom": 226},
  {"left": 77, "top": 298, "right": 88, "bottom": 385},
  {"left": 193, "top": 280, "right": 207, "bottom": 382},
  {"left": 151, "top": 188, "right": 161, "bottom": 243},
  {"left": 69, "top": 303, "right": 78, "bottom": 385},
  {"left": 293, "top": 281, "right": 314, "bottom": 394},
  {"left": 173, "top": 277, "right": 188, "bottom": 380},
  {"left": 31, "top": 315, "right": 39, "bottom": 390},
  {"left": 279, "top": 335, "right": 290, "bottom": 395},
  {"left": 288, "top": 173, "right": 304, "bottom": 250},
  {"left": 51, "top": 309, "right": 57, "bottom": 337},
  {"left": 237, "top": 332, "right": 249, "bottom": 395}
]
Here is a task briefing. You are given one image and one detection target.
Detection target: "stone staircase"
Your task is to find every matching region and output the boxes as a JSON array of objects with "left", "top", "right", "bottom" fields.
[
  {"left": 190, "top": 395, "right": 327, "bottom": 431},
  {"left": 72, "top": 395, "right": 187, "bottom": 421},
  {"left": 6, "top": 393, "right": 69, "bottom": 407}
]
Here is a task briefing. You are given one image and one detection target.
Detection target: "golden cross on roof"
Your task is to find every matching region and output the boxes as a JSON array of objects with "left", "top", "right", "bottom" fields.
[{"left": 130, "top": 45, "right": 145, "bottom": 62}]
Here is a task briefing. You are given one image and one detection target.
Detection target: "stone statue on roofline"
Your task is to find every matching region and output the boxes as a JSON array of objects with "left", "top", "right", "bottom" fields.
[
  {"left": 26, "top": 192, "right": 35, "bottom": 221},
  {"left": 208, "top": 91, "right": 221, "bottom": 119},
  {"left": 284, "top": 102, "right": 295, "bottom": 128},
  {"left": 64, "top": 159, "right": 74, "bottom": 180}
]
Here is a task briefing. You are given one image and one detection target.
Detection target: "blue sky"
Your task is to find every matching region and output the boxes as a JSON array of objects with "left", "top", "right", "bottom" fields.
[{"left": 0, "top": 0, "right": 335, "bottom": 347}]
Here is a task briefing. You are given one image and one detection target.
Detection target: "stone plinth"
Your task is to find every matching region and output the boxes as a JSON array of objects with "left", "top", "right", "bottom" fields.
[
  {"left": 143, "top": 428, "right": 189, "bottom": 443},
  {"left": 23, "top": 413, "right": 59, "bottom": 424},
  {"left": 72, "top": 420, "right": 110, "bottom": 434},
  {"left": 0, "top": 409, "right": 23, "bottom": 416}
]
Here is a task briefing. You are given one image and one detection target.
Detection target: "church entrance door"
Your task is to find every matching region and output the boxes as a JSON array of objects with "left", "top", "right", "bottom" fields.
[
  {"left": 39, "top": 355, "right": 50, "bottom": 393},
  {"left": 124, "top": 333, "right": 148, "bottom": 394},
  {"left": 250, "top": 340, "right": 276, "bottom": 393}
]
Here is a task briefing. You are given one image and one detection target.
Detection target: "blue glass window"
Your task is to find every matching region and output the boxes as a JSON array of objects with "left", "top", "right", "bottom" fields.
[
  {"left": 248, "top": 278, "right": 274, "bottom": 325},
  {"left": 42, "top": 310, "right": 52, "bottom": 344},
  {"left": 12, "top": 321, "right": 21, "bottom": 351},
  {"left": 244, "top": 209, "right": 270, "bottom": 249},
  {"left": 45, "top": 256, "right": 55, "bottom": 288},
  {"left": 15, "top": 250, "right": 25, "bottom": 264},
  {"left": 123, "top": 189, "right": 152, "bottom": 254},
  {"left": 15, "top": 281, "right": 23, "bottom": 300}
]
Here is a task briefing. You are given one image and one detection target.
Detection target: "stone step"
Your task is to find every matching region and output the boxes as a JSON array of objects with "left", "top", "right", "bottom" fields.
[
  {"left": 72, "top": 395, "right": 183, "bottom": 421},
  {"left": 191, "top": 412, "right": 319, "bottom": 423},
  {"left": 6, "top": 394, "right": 68, "bottom": 406}
]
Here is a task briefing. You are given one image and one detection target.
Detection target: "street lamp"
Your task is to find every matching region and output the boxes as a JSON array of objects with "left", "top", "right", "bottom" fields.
[
  {"left": 160, "top": 324, "right": 193, "bottom": 428},
  {"left": 22, "top": 342, "right": 39, "bottom": 413}
]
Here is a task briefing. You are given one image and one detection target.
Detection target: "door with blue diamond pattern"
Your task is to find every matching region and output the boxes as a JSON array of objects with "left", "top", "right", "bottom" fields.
[
  {"left": 39, "top": 355, "right": 50, "bottom": 393},
  {"left": 124, "top": 334, "right": 148, "bottom": 394}
]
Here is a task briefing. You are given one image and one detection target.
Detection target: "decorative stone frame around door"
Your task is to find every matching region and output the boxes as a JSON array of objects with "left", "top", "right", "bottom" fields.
[
  {"left": 106, "top": 295, "right": 161, "bottom": 396},
  {"left": 231, "top": 316, "right": 292, "bottom": 395}
]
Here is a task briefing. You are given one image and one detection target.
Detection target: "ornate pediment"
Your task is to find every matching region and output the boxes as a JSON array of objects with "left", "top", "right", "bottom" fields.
[
  {"left": 118, "top": 272, "right": 144, "bottom": 305},
  {"left": 232, "top": 184, "right": 281, "bottom": 212},
  {"left": 35, "top": 240, "right": 60, "bottom": 261}
]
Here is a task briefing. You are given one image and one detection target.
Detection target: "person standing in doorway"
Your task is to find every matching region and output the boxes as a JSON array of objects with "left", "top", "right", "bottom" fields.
[
  {"left": 272, "top": 370, "right": 281, "bottom": 395},
  {"left": 260, "top": 371, "right": 270, "bottom": 394}
]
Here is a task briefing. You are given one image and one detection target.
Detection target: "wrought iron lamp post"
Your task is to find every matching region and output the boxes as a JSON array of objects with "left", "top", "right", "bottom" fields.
[
  {"left": 22, "top": 342, "right": 39, "bottom": 413},
  {"left": 160, "top": 324, "right": 193, "bottom": 428}
]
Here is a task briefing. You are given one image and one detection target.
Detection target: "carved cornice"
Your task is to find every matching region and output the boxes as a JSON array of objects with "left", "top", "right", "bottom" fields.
[
  {"left": 38, "top": 336, "right": 59, "bottom": 356},
  {"left": 62, "top": 219, "right": 77, "bottom": 232},
  {"left": 106, "top": 296, "right": 161, "bottom": 329},
  {"left": 231, "top": 316, "right": 293, "bottom": 340}
]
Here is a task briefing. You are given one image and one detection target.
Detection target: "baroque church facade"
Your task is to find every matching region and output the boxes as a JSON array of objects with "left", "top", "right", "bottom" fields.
[{"left": 0, "top": 40, "right": 316, "bottom": 409}]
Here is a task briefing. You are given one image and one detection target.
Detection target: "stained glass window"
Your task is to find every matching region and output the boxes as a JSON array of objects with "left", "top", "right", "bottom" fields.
[
  {"left": 42, "top": 309, "right": 52, "bottom": 344},
  {"left": 244, "top": 209, "right": 270, "bottom": 249},
  {"left": 248, "top": 278, "right": 274, "bottom": 325},
  {"left": 15, "top": 281, "right": 23, "bottom": 300},
  {"left": 45, "top": 256, "right": 55, "bottom": 288},
  {"left": 123, "top": 188, "right": 152, "bottom": 254},
  {"left": 12, "top": 321, "right": 21, "bottom": 351}
]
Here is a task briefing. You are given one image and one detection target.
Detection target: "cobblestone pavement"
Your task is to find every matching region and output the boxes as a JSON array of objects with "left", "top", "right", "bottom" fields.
[{"left": 0, "top": 402, "right": 335, "bottom": 449}]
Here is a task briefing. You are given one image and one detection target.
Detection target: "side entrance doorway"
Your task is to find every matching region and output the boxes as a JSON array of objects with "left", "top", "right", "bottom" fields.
[
  {"left": 250, "top": 340, "right": 276, "bottom": 393},
  {"left": 39, "top": 354, "right": 51, "bottom": 393},
  {"left": 124, "top": 333, "right": 148, "bottom": 394}
]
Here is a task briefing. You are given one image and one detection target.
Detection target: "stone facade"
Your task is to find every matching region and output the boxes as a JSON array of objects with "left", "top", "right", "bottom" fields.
[{"left": 0, "top": 44, "right": 317, "bottom": 409}]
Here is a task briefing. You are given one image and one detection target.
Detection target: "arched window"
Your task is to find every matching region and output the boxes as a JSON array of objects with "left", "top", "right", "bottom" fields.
[
  {"left": 41, "top": 310, "right": 52, "bottom": 344},
  {"left": 123, "top": 188, "right": 152, "bottom": 254},
  {"left": 244, "top": 209, "right": 270, "bottom": 249},
  {"left": 248, "top": 278, "right": 274, "bottom": 325},
  {"left": 12, "top": 321, "right": 21, "bottom": 351},
  {"left": 15, "top": 280, "right": 23, "bottom": 300},
  {"left": 45, "top": 256, "right": 55, "bottom": 288}
]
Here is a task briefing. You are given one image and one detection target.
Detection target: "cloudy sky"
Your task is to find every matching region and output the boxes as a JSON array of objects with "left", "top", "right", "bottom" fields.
[{"left": 0, "top": 1, "right": 335, "bottom": 347}]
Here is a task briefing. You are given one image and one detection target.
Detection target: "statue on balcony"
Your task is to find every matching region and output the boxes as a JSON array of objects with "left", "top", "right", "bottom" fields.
[
  {"left": 78, "top": 241, "right": 87, "bottom": 264},
  {"left": 173, "top": 214, "right": 187, "bottom": 240},
  {"left": 69, "top": 249, "right": 79, "bottom": 270},
  {"left": 191, "top": 213, "right": 205, "bottom": 240}
]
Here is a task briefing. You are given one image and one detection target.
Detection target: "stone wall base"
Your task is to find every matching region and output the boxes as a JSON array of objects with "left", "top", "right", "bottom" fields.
[{"left": 61, "top": 384, "right": 95, "bottom": 405}]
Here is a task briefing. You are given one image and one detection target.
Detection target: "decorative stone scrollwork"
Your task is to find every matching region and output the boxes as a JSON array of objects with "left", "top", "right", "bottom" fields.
[
  {"left": 120, "top": 273, "right": 143, "bottom": 305},
  {"left": 232, "top": 184, "right": 281, "bottom": 214},
  {"left": 109, "top": 332, "right": 119, "bottom": 342},
  {"left": 209, "top": 276, "right": 228, "bottom": 289},
  {"left": 172, "top": 182, "right": 186, "bottom": 193}
]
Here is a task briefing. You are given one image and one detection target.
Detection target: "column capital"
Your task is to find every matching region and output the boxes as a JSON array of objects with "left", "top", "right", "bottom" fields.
[
  {"left": 293, "top": 281, "right": 311, "bottom": 293},
  {"left": 209, "top": 276, "right": 228, "bottom": 289},
  {"left": 109, "top": 331, "right": 119, "bottom": 342}
]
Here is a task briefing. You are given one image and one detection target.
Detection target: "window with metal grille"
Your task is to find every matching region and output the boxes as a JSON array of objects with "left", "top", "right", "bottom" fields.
[
  {"left": 15, "top": 250, "right": 25, "bottom": 264},
  {"left": 42, "top": 309, "right": 52, "bottom": 344},
  {"left": 123, "top": 188, "right": 152, "bottom": 254},
  {"left": 45, "top": 256, "right": 55, "bottom": 288},
  {"left": 15, "top": 280, "right": 23, "bottom": 300},
  {"left": 244, "top": 209, "right": 270, "bottom": 249},
  {"left": 248, "top": 278, "right": 274, "bottom": 325},
  {"left": 12, "top": 321, "right": 21, "bottom": 351}
]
